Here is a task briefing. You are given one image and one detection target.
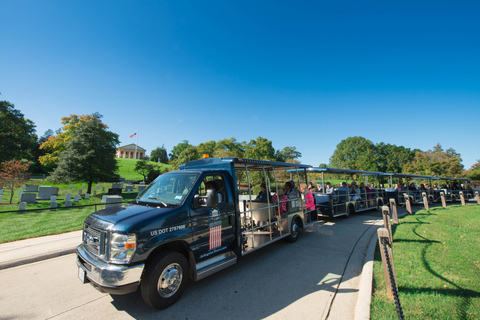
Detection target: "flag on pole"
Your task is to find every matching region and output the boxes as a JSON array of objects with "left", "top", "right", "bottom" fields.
[{"left": 129, "top": 133, "right": 137, "bottom": 138}]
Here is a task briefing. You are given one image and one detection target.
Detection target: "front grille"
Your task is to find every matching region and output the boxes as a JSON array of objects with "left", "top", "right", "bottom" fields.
[{"left": 83, "top": 223, "right": 107, "bottom": 257}]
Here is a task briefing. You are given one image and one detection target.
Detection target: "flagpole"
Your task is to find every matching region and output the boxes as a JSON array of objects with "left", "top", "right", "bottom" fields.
[{"left": 134, "top": 116, "right": 139, "bottom": 159}]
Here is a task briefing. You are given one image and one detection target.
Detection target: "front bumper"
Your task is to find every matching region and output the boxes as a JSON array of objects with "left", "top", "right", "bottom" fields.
[{"left": 76, "top": 244, "right": 145, "bottom": 295}]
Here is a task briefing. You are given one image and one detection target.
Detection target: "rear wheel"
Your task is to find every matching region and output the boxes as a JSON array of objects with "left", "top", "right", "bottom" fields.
[
  {"left": 345, "top": 204, "right": 354, "bottom": 218},
  {"left": 141, "top": 251, "right": 189, "bottom": 310},
  {"left": 286, "top": 216, "right": 301, "bottom": 243}
]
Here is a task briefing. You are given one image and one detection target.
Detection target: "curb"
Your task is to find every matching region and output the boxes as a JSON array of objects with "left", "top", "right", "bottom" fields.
[{"left": 0, "top": 248, "right": 77, "bottom": 270}]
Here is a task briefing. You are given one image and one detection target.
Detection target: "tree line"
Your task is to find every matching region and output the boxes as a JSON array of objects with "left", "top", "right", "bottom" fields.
[{"left": 1, "top": 101, "right": 479, "bottom": 193}]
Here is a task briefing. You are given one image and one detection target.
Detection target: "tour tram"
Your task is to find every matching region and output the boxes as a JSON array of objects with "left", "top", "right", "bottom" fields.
[{"left": 299, "top": 167, "right": 387, "bottom": 218}]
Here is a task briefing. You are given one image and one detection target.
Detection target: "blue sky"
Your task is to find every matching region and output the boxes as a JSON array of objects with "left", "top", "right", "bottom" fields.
[{"left": 1, "top": 1, "right": 479, "bottom": 169}]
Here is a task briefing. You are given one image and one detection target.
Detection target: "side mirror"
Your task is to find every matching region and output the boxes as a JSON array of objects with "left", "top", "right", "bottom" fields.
[{"left": 193, "top": 189, "right": 219, "bottom": 208}]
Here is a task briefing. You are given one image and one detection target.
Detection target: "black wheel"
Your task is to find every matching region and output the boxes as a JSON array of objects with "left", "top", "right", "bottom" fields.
[
  {"left": 141, "top": 251, "right": 189, "bottom": 310},
  {"left": 286, "top": 216, "right": 301, "bottom": 243},
  {"left": 345, "top": 204, "right": 354, "bottom": 218}
]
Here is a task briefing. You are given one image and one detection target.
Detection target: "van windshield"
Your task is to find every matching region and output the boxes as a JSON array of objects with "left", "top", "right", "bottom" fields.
[{"left": 137, "top": 172, "right": 199, "bottom": 206}]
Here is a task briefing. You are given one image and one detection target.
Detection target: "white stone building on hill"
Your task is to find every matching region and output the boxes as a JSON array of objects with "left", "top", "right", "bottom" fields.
[{"left": 116, "top": 144, "right": 146, "bottom": 159}]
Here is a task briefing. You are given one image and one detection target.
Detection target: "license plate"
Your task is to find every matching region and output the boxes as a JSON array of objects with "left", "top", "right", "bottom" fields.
[{"left": 78, "top": 267, "right": 87, "bottom": 284}]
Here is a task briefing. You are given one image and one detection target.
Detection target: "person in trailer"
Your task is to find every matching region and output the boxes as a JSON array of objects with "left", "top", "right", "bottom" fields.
[
  {"left": 300, "top": 183, "right": 315, "bottom": 211},
  {"left": 284, "top": 181, "right": 299, "bottom": 197},
  {"left": 254, "top": 183, "right": 270, "bottom": 202},
  {"left": 325, "top": 182, "right": 334, "bottom": 194},
  {"left": 272, "top": 188, "right": 289, "bottom": 215}
]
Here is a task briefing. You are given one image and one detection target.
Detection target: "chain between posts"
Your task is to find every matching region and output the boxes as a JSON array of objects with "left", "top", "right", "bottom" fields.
[{"left": 380, "top": 235, "right": 405, "bottom": 320}]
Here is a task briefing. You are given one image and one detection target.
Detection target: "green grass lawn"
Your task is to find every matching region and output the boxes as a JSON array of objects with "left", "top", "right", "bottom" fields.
[
  {"left": 371, "top": 205, "right": 480, "bottom": 319},
  {"left": 115, "top": 157, "right": 169, "bottom": 180}
]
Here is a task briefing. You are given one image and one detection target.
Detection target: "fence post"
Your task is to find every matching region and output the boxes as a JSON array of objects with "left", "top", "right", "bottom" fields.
[
  {"left": 404, "top": 193, "right": 412, "bottom": 214},
  {"left": 377, "top": 228, "right": 397, "bottom": 299},
  {"left": 389, "top": 198, "right": 399, "bottom": 225},
  {"left": 382, "top": 205, "right": 393, "bottom": 243},
  {"left": 476, "top": 191, "right": 480, "bottom": 205},
  {"left": 422, "top": 192, "right": 429, "bottom": 211},
  {"left": 460, "top": 191, "right": 466, "bottom": 206},
  {"left": 440, "top": 192, "right": 447, "bottom": 208}
]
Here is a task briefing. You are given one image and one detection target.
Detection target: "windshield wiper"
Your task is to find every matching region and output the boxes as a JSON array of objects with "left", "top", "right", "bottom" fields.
[{"left": 147, "top": 197, "right": 168, "bottom": 207}]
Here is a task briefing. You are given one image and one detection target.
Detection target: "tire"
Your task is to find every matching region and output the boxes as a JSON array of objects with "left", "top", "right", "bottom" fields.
[
  {"left": 286, "top": 216, "right": 301, "bottom": 243},
  {"left": 141, "top": 251, "right": 189, "bottom": 310},
  {"left": 344, "top": 204, "right": 354, "bottom": 218}
]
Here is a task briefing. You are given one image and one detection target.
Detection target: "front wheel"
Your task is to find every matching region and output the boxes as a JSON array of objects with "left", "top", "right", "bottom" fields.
[{"left": 141, "top": 251, "right": 189, "bottom": 310}]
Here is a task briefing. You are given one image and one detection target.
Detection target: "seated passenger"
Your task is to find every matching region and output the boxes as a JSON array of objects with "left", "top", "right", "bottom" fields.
[
  {"left": 325, "top": 182, "right": 334, "bottom": 194},
  {"left": 254, "top": 183, "right": 270, "bottom": 202},
  {"left": 205, "top": 181, "right": 222, "bottom": 203},
  {"left": 350, "top": 182, "right": 361, "bottom": 202},
  {"left": 337, "top": 182, "right": 348, "bottom": 192},
  {"left": 300, "top": 183, "right": 315, "bottom": 211},
  {"left": 308, "top": 182, "right": 317, "bottom": 193},
  {"left": 272, "top": 188, "right": 289, "bottom": 215},
  {"left": 284, "top": 181, "right": 299, "bottom": 197}
]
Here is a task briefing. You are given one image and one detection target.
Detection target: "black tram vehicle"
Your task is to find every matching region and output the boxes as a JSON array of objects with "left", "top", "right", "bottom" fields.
[{"left": 300, "top": 167, "right": 386, "bottom": 218}]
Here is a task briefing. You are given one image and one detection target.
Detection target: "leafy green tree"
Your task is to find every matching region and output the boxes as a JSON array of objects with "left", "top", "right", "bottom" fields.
[
  {"left": 329, "top": 136, "right": 378, "bottom": 171},
  {"left": 197, "top": 140, "right": 217, "bottom": 158},
  {"left": 0, "top": 160, "right": 31, "bottom": 204},
  {"left": 403, "top": 143, "right": 464, "bottom": 177},
  {"left": 169, "top": 140, "right": 192, "bottom": 161},
  {"left": 244, "top": 137, "right": 277, "bottom": 161},
  {"left": 466, "top": 160, "right": 480, "bottom": 181},
  {"left": 374, "top": 142, "right": 418, "bottom": 173},
  {"left": 276, "top": 146, "right": 302, "bottom": 162},
  {"left": 134, "top": 159, "right": 154, "bottom": 182},
  {"left": 215, "top": 138, "right": 245, "bottom": 157},
  {"left": 49, "top": 113, "right": 119, "bottom": 194},
  {"left": 170, "top": 146, "right": 199, "bottom": 170},
  {"left": 0, "top": 101, "right": 38, "bottom": 163},
  {"left": 150, "top": 145, "right": 169, "bottom": 164}
]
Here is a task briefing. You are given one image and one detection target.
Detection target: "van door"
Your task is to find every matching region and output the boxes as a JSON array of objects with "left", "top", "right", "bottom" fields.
[{"left": 190, "top": 173, "right": 236, "bottom": 261}]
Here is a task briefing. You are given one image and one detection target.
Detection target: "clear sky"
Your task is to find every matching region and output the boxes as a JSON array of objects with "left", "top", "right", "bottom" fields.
[{"left": 1, "top": 1, "right": 479, "bottom": 169}]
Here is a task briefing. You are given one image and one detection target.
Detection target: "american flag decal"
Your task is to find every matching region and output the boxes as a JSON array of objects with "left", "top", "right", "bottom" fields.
[{"left": 209, "top": 208, "right": 222, "bottom": 250}]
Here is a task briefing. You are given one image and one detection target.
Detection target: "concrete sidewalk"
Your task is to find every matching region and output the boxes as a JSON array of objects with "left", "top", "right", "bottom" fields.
[{"left": 0, "top": 230, "right": 82, "bottom": 270}]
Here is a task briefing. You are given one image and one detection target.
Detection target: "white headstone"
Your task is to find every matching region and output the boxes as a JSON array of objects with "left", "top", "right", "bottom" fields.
[
  {"left": 37, "top": 186, "right": 53, "bottom": 200},
  {"left": 18, "top": 190, "right": 23, "bottom": 196},
  {"left": 22, "top": 184, "right": 26, "bottom": 189},
  {"left": 102, "top": 187, "right": 105, "bottom": 191},
  {"left": 19, "top": 202, "right": 27, "bottom": 210},
  {"left": 0, "top": 189, "right": 3, "bottom": 195},
  {"left": 101, "top": 195, "right": 108, "bottom": 203},
  {"left": 72, "top": 187, "right": 76, "bottom": 191},
  {"left": 85, "top": 193, "right": 90, "bottom": 199},
  {"left": 50, "top": 201, "right": 57, "bottom": 210},
  {"left": 78, "top": 189, "right": 83, "bottom": 195},
  {"left": 127, "top": 189, "right": 131, "bottom": 194},
  {"left": 65, "top": 200, "right": 73, "bottom": 207},
  {"left": 96, "top": 184, "right": 99, "bottom": 188},
  {"left": 25, "top": 185, "right": 38, "bottom": 192},
  {"left": 20, "top": 193, "right": 36, "bottom": 204},
  {"left": 0, "top": 195, "right": 2, "bottom": 203},
  {"left": 65, "top": 193, "right": 71, "bottom": 201},
  {"left": 50, "top": 196, "right": 56, "bottom": 202},
  {"left": 82, "top": 183, "right": 86, "bottom": 188},
  {"left": 138, "top": 185, "right": 147, "bottom": 194},
  {"left": 105, "top": 195, "right": 123, "bottom": 208},
  {"left": 73, "top": 195, "right": 80, "bottom": 203},
  {"left": 70, "top": 184, "right": 73, "bottom": 188}
]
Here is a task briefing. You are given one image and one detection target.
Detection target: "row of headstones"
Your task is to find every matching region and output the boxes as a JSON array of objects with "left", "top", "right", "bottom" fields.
[{"left": 17, "top": 193, "right": 125, "bottom": 211}]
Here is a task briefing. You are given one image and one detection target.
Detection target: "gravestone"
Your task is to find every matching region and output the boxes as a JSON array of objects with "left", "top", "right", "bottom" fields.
[
  {"left": 85, "top": 193, "right": 90, "bottom": 199},
  {"left": 19, "top": 202, "right": 27, "bottom": 211},
  {"left": 50, "top": 196, "right": 56, "bottom": 202},
  {"left": 112, "top": 183, "right": 123, "bottom": 189},
  {"left": 78, "top": 189, "right": 83, "bottom": 195},
  {"left": 102, "top": 187, "right": 105, "bottom": 192},
  {"left": 50, "top": 201, "right": 57, "bottom": 210},
  {"left": 22, "top": 184, "right": 26, "bottom": 189},
  {"left": 138, "top": 185, "right": 147, "bottom": 194},
  {"left": 0, "top": 195, "right": 2, "bottom": 203},
  {"left": 105, "top": 195, "right": 123, "bottom": 208},
  {"left": 25, "top": 185, "right": 39, "bottom": 192},
  {"left": 69, "top": 184, "right": 73, "bottom": 188},
  {"left": 0, "top": 189, "right": 3, "bottom": 195},
  {"left": 37, "top": 186, "right": 54, "bottom": 200},
  {"left": 65, "top": 200, "right": 72, "bottom": 207},
  {"left": 73, "top": 195, "right": 80, "bottom": 203},
  {"left": 52, "top": 187, "right": 59, "bottom": 196},
  {"left": 72, "top": 187, "right": 76, "bottom": 191},
  {"left": 65, "top": 193, "right": 72, "bottom": 201},
  {"left": 125, "top": 185, "right": 134, "bottom": 191},
  {"left": 18, "top": 190, "right": 23, "bottom": 196},
  {"left": 101, "top": 195, "right": 108, "bottom": 203},
  {"left": 96, "top": 184, "right": 99, "bottom": 188},
  {"left": 139, "top": 182, "right": 145, "bottom": 186},
  {"left": 82, "top": 183, "right": 86, "bottom": 188},
  {"left": 93, "top": 190, "right": 97, "bottom": 195},
  {"left": 127, "top": 189, "right": 131, "bottom": 194},
  {"left": 21, "top": 193, "right": 37, "bottom": 204},
  {"left": 119, "top": 178, "right": 125, "bottom": 182}
]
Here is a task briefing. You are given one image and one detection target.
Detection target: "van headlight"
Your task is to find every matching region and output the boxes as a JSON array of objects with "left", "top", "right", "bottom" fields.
[{"left": 109, "top": 233, "right": 136, "bottom": 264}]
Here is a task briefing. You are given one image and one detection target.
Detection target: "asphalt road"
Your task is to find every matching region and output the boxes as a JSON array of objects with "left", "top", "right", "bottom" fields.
[{"left": 0, "top": 210, "right": 384, "bottom": 320}]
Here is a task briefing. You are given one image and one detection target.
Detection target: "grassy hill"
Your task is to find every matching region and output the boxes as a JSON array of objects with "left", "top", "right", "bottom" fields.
[{"left": 116, "top": 158, "right": 170, "bottom": 181}]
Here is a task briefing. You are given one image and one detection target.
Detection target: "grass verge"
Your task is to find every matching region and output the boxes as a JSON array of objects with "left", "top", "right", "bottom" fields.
[{"left": 371, "top": 205, "right": 480, "bottom": 319}]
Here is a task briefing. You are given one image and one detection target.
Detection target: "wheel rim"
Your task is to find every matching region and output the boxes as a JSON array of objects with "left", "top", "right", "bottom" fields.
[
  {"left": 157, "top": 263, "right": 183, "bottom": 298},
  {"left": 291, "top": 220, "right": 299, "bottom": 239}
]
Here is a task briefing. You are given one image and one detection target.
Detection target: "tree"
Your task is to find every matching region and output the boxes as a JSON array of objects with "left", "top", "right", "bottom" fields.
[
  {"left": 135, "top": 159, "right": 154, "bottom": 182},
  {"left": 374, "top": 143, "right": 418, "bottom": 173},
  {"left": 403, "top": 143, "right": 464, "bottom": 177},
  {"left": 0, "top": 101, "right": 38, "bottom": 163},
  {"left": 466, "top": 160, "right": 480, "bottom": 181},
  {"left": 244, "top": 137, "right": 277, "bottom": 161},
  {"left": 276, "top": 146, "right": 302, "bottom": 162},
  {"left": 169, "top": 140, "right": 192, "bottom": 161},
  {"left": 0, "top": 160, "right": 31, "bottom": 204},
  {"left": 150, "top": 145, "right": 169, "bottom": 164},
  {"left": 329, "top": 137, "right": 378, "bottom": 171},
  {"left": 197, "top": 140, "right": 217, "bottom": 158},
  {"left": 49, "top": 113, "right": 119, "bottom": 194},
  {"left": 215, "top": 138, "right": 245, "bottom": 158},
  {"left": 170, "top": 146, "right": 199, "bottom": 170},
  {"left": 39, "top": 114, "right": 101, "bottom": 170}
]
